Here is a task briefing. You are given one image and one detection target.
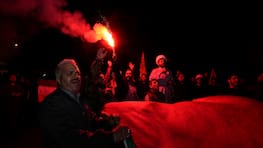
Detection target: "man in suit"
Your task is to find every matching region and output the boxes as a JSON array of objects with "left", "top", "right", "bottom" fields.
[{"left": 39, "top": 59, "right": 130, "bottom": 148}]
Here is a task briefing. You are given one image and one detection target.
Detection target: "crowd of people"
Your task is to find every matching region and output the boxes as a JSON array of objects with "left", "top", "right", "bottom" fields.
[
  {"left": 0, "top": 47, "right": 263, "bottom": 147},
  {"left": 80, "top": 48, "right": 263, "bottom": 111}
]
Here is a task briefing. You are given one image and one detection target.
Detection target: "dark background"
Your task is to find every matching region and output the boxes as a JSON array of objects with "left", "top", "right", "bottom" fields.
[{"left": 1, "top": 0, "right": 263, "bottom": 80}]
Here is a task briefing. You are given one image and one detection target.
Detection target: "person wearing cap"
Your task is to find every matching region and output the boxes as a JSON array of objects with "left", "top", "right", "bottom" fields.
[{"left": 149, "top": 54, "right": 174, "bottom": 103}]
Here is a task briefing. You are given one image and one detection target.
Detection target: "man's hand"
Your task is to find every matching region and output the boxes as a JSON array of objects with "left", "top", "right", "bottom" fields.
[
  {"left": 112, "top": 52, "right": 117, "bottom": 61},
  {"left": 112, "top": 126, "right": 131, "bottom": 142},
  {"left": 97, "top": 48, "right": 108, "bottom": 60},
  {"left": 109, "top": 114, "right": 120, "bottom": 126},
  {"left": 128, "top": 62, "right": 135, "bottom": 71},
  {"left": 107, "top": 60, "right": 113, "bottom": 68},
  {"left": 100, "top": 113, "right": 120, "bottom": 127}
]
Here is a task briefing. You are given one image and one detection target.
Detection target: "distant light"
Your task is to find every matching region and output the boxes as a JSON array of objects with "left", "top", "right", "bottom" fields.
[
  {"left": 14, "top": 43, "right": 18, "bottom": 47},
  {"left": 42, "top": 73, "right": 47, "bottom": 77}
]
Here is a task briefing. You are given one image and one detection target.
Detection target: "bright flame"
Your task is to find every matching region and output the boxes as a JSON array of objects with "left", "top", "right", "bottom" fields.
[
  {"left": 103, "top": 30, "right": 115, "bottom": 48},
  {"left": 93, "top": 23, "right": 115, "bottom": 48}
]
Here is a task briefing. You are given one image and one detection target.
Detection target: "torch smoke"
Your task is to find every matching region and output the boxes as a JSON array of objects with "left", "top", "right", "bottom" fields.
[{"left": 0, "top": 0, "right": 109, "bottom": 43}]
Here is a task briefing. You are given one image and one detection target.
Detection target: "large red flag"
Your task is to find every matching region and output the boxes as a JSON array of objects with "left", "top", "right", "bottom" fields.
[{"left": 103, "top": 96, "right": 263, "bottom": 148}]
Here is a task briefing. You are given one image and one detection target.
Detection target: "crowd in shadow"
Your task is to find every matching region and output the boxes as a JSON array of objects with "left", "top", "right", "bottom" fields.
[{"left": 0, "top": 48, "right": 263, "bottom": 147}]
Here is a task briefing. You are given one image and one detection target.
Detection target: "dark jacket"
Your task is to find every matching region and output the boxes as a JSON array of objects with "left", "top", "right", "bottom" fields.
[{"left": 38, "top": 88, "right": 120, "bottom": 148}]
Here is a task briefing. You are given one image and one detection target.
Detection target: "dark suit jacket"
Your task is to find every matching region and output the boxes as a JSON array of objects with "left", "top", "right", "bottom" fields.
[{"left": 38, "top": 88, "right": 118, "bottom": 148}]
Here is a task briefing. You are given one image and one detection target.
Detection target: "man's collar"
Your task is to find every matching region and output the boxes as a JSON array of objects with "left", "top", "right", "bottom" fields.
[{"left": 60, "top": 87, "right": 80, "bottom": 103}]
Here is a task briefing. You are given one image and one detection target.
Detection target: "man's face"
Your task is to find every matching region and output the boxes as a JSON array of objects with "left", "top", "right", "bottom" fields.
[
  {"left": 177, "top": 73, "right": 185, "bottom": 82},
  {"left": 157, "top": 58, "right": 165, "bottom": 67},
  {"left": 228, "top": 75, "right": 239, "bottom": 87},
  {"left": 57, "top": 63, "right": 81, "bottom": 95},
  {"left": 125, "top": 70, "right": 133, "bottom": 80}
]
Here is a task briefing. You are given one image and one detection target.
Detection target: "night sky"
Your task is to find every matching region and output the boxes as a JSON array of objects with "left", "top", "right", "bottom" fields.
[{"left": 0, "top": 0, "right": 263, "bottom": 79}]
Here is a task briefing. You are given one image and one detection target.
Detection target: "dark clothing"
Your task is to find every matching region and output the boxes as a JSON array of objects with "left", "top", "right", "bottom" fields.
[
  {"left": 190, "top": 84, "right": 209, "bottom": 99},
  {"left": 145, "top": 90, "right": 166, "bottom": 103},
  {"left": 38, "top": 88, "right": 121, "bottom": 148},
  {"left": 173, "top": 82, "right": 192, "bottom": 102},
  {"left": 0, "top": 82, "right": 26, "bottom": 136},
  {"left": 137, "top": 80, "right": 149, "bottom": 100},
  {"left": 247, "top": 83, "right": 263, "bottom": 101},
  {"left": 219, "top": 86, "right": 249, "bottom": 97}
]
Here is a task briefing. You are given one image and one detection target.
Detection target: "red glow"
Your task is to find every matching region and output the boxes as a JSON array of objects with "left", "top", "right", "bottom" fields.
[
  {"left": 103, "top": 30, "right": 114, "bottom": 48},
  {"left": 38, "top": 80, "right": 57, "bottom": 103},
  {"left": 103, "top": 96, "right": 263, "bottom": 147},
  {"left": 0, "top": 0, "right": 116, "bottom": 48},
  {"left": 93, "top": 23, "right": 115, "bottom": 48}
]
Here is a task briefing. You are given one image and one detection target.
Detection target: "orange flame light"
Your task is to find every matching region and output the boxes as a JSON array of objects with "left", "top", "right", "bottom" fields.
[
  {"left": 93, "top": 23, "right": 115, "bottom": 48},
  {"left": 103, "top": 30, "right": 115, "bottom": 48}
]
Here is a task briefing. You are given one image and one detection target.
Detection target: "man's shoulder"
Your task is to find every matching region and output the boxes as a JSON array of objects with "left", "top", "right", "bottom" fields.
[
  {"left": 43, "top": 89, "right": 67, "bottom": 102},
  {"left": 39, "top": 89, "right": 70, "bottom": 112}
]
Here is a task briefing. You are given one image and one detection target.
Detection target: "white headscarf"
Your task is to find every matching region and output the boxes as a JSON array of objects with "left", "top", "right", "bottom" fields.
[{"left": 155, "top": 54, "right": 167, "bottom": 65}]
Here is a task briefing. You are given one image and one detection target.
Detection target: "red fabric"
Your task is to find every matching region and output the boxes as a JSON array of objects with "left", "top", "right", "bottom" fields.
[
  {"left": 38, "top": 80, "right": 56, "bottom": 103},
  {"left": 103, "top": 96, "right": 263, "bottom": 148}
]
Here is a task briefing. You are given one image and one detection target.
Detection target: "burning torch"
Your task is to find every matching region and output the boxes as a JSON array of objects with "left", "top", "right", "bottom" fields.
[
  {"left": 102, "top": 28, "right": 115, "bottom": 57},
  {"left": 97, "top": 13, "right": 116, "bottom": 59},
  {"left": 92, "top": 24, "right": 115, "bottom": 61}
]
